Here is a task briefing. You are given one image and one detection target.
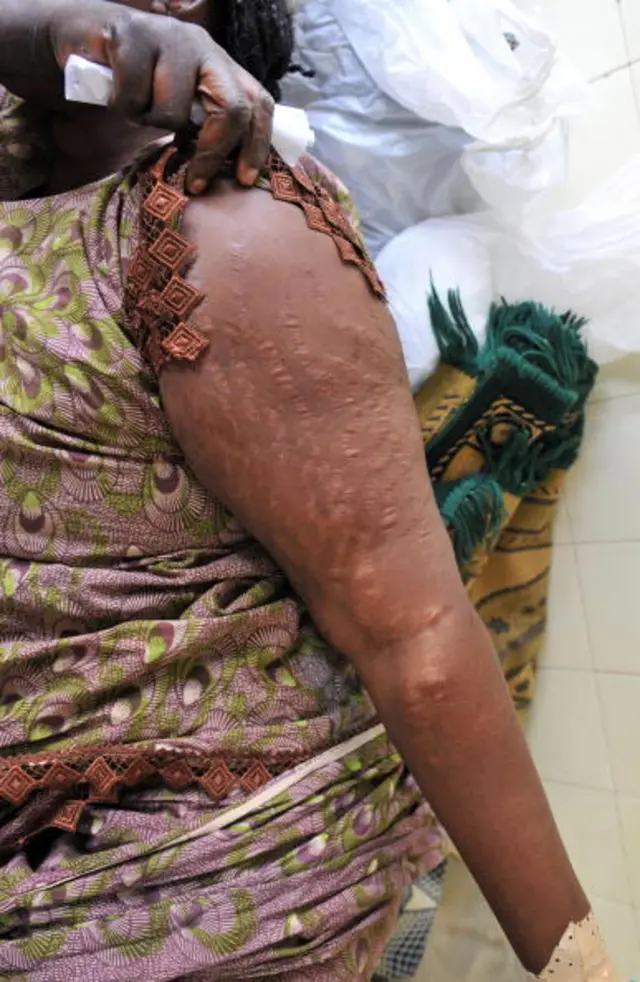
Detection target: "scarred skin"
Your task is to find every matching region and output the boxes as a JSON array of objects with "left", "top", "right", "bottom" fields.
[{"left": 159, "top": 183, "right": 589, "bottom": 975}]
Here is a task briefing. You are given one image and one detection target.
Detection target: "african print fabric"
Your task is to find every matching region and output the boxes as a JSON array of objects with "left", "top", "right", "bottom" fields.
[{"left": 0, "top": 82, "right": 596, "bottom": 980}]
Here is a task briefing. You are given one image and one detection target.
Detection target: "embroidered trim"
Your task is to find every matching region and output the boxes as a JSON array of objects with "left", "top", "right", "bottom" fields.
[
  {"left": 0, "top": 746, "right": 280, "bottom": 841},
  {"left": 0, "top": 716, "right": 376, "bottom": 846},
  {"left": 0, "top": 746, "right": 285, "bottom": 807},
  {"left": 125, "top": 147, "right": 385, "bottom": 373},
  {"left": 260, "top": 153, "right": 386, "bottom": 301},
  {"left": 124, "top": 151, "right": 209, "bottom": 374}
]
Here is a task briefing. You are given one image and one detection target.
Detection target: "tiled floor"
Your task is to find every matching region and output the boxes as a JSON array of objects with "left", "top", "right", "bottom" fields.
[{"left": 416, "top": 1, "right": 640, "bottom": 978}]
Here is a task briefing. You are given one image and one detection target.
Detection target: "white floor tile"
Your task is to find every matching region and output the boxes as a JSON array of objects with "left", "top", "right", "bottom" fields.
[
  {"left": 571, "top": 71, "right": 640, "bottom": 209},
  {"left": 527, "top": 669, "right": 612, "bottom": 789},
  {"left": 576, "top": 542, "right": 640, "bottom": 675},
  {"left": 541, "top": 69, "right": 640, "bottom": 215},
  {"left": 598, "top": 673, "right": 640, "bottom": 796},
  {"left": 537, "top": 0, "right": 627, "bottom": 80},
  {"left": 541, "top": 546, "right": 591, "bottom": 671},
  {"left": 591, "top": 354, "right": 640, "bottom": 404},
  {"left": 618, "top": 795, "right": 640, "bottom": 909},
  {"left": 566, "top": 395, "right": 640, "bottom": 543},
  {"left": 544, "top": 782, "right": 630, "bottom": 903},
  {"left": 554, "top": 495, "right": 573, "bottom": 546},
  {"left": 621, "top": 0, "right": 640, "bottom": 63},
  {"left": 416, "top": 857, "right": 528, "bottom": 982},
  {"left": 590, "top": 898, "right": 640, "bottom": 980},
  {"left": 632, "top": 60, "right": 640, "bottom": 122}
]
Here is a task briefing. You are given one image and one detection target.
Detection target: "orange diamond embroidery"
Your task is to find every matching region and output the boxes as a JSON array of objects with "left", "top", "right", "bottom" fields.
[
  {"left": 240, "top": 762, "right": 272, "bottom": 794},
  {"left": 200, "top": 761, "right": 235, "bottom": 800},
  {"left": 0, "top": 766, "right": 37, "bottom": 805}
]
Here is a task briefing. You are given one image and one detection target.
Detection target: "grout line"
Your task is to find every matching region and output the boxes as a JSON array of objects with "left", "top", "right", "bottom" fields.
[
  {"left": 594, "top": 666, "right": 640, "bottom": 676},
  {"left": 572, "top": 538, "right": 640, "bottom": 547},
  {"left": 593, "top": 668, "right": 640, "bottom": 679},
  {"left": 571, "top": 537, "right": 594, "bottom": 669},
  {"left": 558, "top": 491, "right": 574, "bottom": 546},
  {"left": 590, "top": 381, "right": 640, "bottom": 405},
  {"left": 593, "top": 388, "right": 640, "bottom": 398},
  {"left": 616, "top": 788, "right": 640, "bottom": 911},
  {"left": 588, "top": 390, "right": 640, "bottom": 408},
  {"left": 536, "top": 666, "right": 613, "bottom": 681},
  {"left": 590, "top": 58, "right": 640, "bottom": 83},
  {"left": 569, "top": 545, "right": 617, "bottom": 786},
  {"left": 614, "top": 791, "right": 638, "bottom": 914},
  {"left": 538, "top": 663, "right": 640, "bottom": 676},
  {"left": 535, "top": 770, "right": 615, "bottom": 795},
  {"left": 590, "top": 392, "right": 640, "bottom": 405}
]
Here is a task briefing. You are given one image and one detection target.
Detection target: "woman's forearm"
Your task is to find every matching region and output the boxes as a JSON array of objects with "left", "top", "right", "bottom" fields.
[{"left": 357, "top": 598, "right": 589, "bottom": 975}]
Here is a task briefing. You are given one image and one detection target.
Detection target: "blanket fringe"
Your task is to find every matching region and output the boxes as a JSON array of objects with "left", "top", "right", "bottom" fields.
[
  {"left": 434, "top": 476, "right": 506, "bottom": 568},
  {"left": 425, "top": 287, "right": 597, "bottom": 565}
]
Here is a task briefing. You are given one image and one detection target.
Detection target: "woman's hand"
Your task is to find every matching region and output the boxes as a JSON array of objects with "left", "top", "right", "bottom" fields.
[{"left": 0, "top": 0, "right": 273, "bottom": 190}]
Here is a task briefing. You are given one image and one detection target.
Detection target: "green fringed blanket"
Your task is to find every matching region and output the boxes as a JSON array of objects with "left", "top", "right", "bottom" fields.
[{"left": 419, "top": 290, "right": 597, "bottom": 709}]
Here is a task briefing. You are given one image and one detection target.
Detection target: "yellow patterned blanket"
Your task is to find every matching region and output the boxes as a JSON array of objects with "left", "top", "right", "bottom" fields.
[{"left": 418, "top": 292, "right": 596, "bottom": 709}]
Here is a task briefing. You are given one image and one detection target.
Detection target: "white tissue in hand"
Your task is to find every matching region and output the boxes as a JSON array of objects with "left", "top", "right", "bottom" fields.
[
  {"left": 64, "top": 55, "right": 315, "bottom": 165},
  {"left": 64, "top": 54, "right": 113, "bottom": 107},
  {"left": 271, "top": 105, "right": 315, "bottom": 166}
]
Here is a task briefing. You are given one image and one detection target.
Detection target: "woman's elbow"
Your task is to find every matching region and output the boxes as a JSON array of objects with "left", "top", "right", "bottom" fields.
[{"left": 341, "top": 596, "right": 493, "bottom": 724}]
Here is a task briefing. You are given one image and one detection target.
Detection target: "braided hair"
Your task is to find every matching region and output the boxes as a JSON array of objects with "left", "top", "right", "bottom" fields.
[{"left": 208, "top": 0, "right": 294, "bottom": 101}]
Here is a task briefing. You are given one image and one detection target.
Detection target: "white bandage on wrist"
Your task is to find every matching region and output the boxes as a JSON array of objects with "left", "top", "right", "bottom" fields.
[{"left": 538, "top": 913, "right": 625, "bottom": 982}]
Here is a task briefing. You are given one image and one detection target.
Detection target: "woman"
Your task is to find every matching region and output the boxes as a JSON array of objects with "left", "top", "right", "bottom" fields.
[{"left": 0, "top": 1, "right": 623, "bottom": 980}]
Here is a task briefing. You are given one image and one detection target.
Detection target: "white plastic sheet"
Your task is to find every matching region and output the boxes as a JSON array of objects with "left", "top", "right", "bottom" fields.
[
  {"left": 376, "top": 217, "right": 497, "bottom": 390},
  {"left": 492, "top": 155, "right": 640, "bottom": 366},
  {"left": 281, "top": 0, "right": 473, "bottom": 256},
  {"left": 282, "top": 0, "right": 587, "bottom": 254},
  {"left": 376, "top": 155, "right": 640, "bottom": 384}
]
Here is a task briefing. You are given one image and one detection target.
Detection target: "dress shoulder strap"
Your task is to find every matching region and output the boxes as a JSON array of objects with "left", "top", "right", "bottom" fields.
[{"left": 124, "top": 146, "right": 385, "bottom": 374}]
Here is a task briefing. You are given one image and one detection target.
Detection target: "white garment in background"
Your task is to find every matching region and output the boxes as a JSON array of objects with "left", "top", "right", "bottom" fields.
[{"left": 282, "top": 0, "right": 587, "bottom": 255}]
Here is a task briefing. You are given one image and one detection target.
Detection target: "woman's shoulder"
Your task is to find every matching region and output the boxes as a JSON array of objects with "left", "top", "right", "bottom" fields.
[
  {"left": 183, "top": 152, "right": 384, "bottom": 310},
  {"left": 121, "top": 146, "right": 385, "bottom": 376}
]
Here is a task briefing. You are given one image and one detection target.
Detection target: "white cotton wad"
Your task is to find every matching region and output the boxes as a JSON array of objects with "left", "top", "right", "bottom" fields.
[
  {"left": 64, "top": 54, "right": 314, "bottom": 167},
  {"left": 65, "top": 55, "right": 114, "bottom": 107}
]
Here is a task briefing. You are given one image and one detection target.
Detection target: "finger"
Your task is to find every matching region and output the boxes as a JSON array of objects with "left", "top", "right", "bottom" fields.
[
  {"left": 185, "top": 69, "right": 252, "bottom": 193},
  {"left": 236, "top": 87, "right": 275, "bottom": 187},
  {"left": 106, "top": 22, "right": 156, "bottom": 120},
  {"left": 52, "top": 6, "right": 118, "bottom": 69},
  {"left": 139, "top": 49, "right": 199, "bottom": 131},
  {"left": 186, "top": 101, "right": 251, "bottom": 194}
]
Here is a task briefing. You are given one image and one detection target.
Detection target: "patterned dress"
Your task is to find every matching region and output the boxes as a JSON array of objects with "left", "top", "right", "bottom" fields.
[
  {"left": 0, "top": 86, "right": 442, "bottom": 981},
  {"left": 0, "top": 83, "right": 597, "bottom": 982}
]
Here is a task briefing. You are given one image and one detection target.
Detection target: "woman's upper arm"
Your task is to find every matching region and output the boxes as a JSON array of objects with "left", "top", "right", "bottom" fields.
[
  {"left": 159, "top": 186, "right": 595, "bottom": 980},
  {"left": 159, "top": 185, "right": 466, "bottom": 660}
]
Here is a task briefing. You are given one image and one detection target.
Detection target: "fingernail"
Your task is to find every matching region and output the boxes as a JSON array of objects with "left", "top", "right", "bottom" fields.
[
  {"left": 240, "top": 166, "right": 259, "bottom": 187},
  {"left": 190, "top": 178, "right": 207, "bottom": 195}
]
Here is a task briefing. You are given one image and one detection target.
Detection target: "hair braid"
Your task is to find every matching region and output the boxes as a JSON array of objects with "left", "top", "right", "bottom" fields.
[{"left": 209, "top": 0, "right": 294, "bottom": 101}]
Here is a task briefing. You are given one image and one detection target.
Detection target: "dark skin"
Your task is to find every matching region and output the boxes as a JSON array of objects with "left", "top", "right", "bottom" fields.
[
  {"left": 161, "top": 183, "right": 589, "bottom": 974},
  {"left": 0, "top": 0, "right": 274, "bottom": 193},
  {"left": 1, "top": 0, "right": 590, "bottom": 974},
  {"left": 46, "top": 0, "right": 214, "bottom": 193}
]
